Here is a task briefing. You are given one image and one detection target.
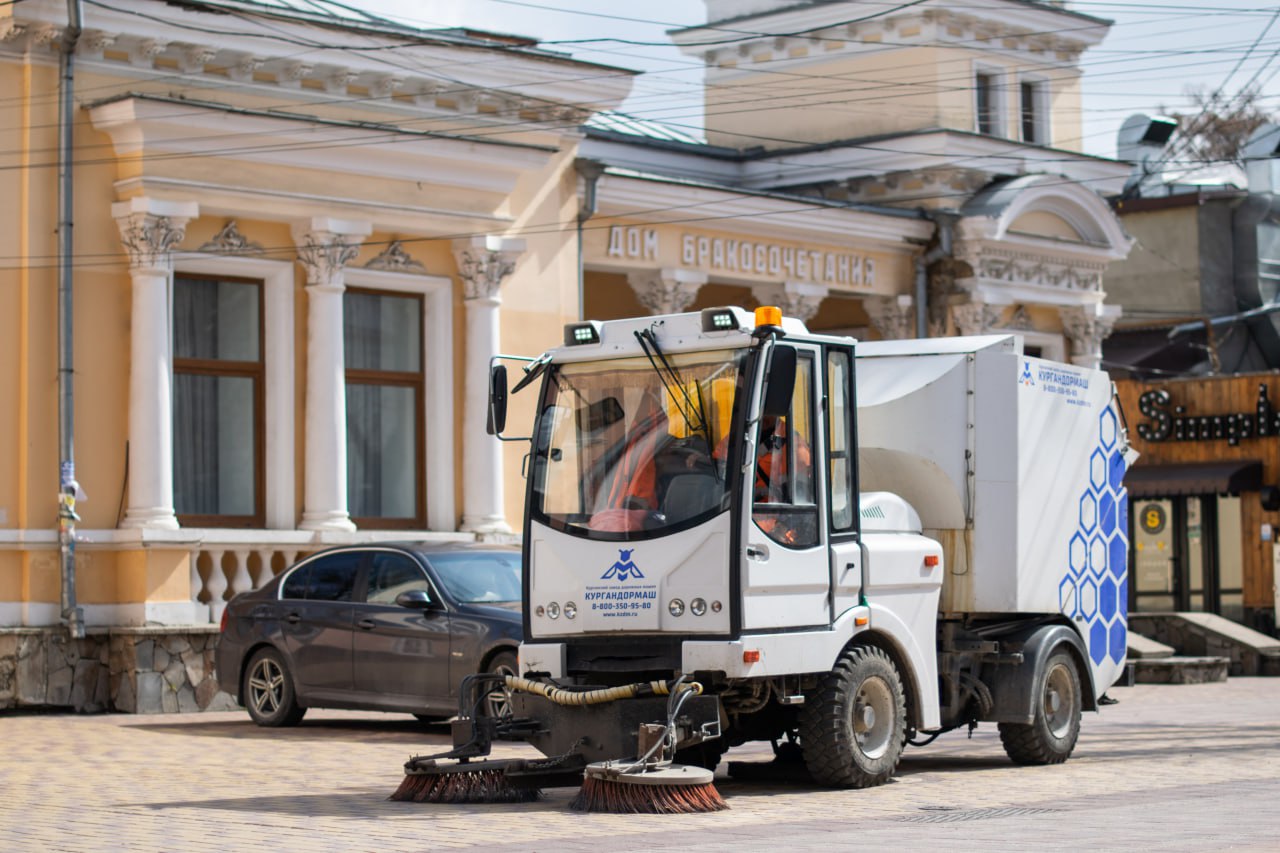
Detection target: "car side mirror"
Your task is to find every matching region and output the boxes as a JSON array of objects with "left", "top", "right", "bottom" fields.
[
  {"left": 488, "top": 364, "right": 509, "bottom": 436},
  {"left": 395, "top": 589, "right": 434, "bottom": 609}
]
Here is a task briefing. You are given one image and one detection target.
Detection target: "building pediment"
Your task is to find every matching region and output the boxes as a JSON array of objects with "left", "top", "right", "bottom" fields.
[{"left": 89, "top": 95, "right": 556, "bottom": 226}]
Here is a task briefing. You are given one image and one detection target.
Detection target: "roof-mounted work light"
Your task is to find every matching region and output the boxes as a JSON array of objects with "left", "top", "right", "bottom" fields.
[
  {"left": 564, "top": 321, "right": 602, "bottom": 346},
  {"left": 701, "top": 307, "right": 740, "bottom": 333}
]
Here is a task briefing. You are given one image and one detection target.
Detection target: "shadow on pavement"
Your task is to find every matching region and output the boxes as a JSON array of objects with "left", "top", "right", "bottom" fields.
[{"left": 126, "top": 717, "right": 455, "bottom": 743}]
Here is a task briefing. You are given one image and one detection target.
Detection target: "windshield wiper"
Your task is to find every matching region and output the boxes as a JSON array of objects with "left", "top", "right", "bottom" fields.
[
  {"left": 512, "top": 351, "right": 552, "bottom": 395},
  {"left": 634, "top": 329, "right": 716, "bottom": 470}
]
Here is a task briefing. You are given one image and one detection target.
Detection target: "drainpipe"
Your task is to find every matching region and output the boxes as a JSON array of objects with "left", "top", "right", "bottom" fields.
[
  {"left": 914, "top": 211, "right": 956, "bottom": 338},
  {"left": 58, "top": 0, "right": 85, "bottom": 640},
  {"left": 576, "top": 159, "right": 605, "bottom": 321}
]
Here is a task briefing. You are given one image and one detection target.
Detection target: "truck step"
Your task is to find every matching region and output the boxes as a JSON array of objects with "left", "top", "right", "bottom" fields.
[{"left": 1132, "top": 656, "right": 1229, "bottom": 685}]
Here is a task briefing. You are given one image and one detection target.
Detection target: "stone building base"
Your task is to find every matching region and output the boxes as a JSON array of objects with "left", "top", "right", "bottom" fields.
[{"left": 0, "top": 627, "right": 237, "bottom": 714}]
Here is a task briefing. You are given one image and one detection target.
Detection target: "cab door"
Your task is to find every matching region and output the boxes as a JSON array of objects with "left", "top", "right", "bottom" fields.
[
  {"left": 825, "top": 346, "right": 862, "bottom": 621},
  {"left": 741, "top": 346, "right": 831, "bottom": 630}
]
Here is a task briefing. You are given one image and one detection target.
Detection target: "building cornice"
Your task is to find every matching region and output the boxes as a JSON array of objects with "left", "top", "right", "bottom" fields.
[
  {"left": 675, "top": 0, "right": 1109, "bottom": 69},
  {"left": 594, "top": 172, "right": 932, "bottom": 249},
  {"left": 4, "top": 0, "right": 634, "bottom": 128}
]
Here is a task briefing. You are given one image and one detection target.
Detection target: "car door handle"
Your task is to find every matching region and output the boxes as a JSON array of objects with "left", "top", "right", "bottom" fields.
[
  {"left": 357, "top": 618, "right": 376, "bottom": 630},
  {"left": 285, "top": 612, "right": 300, "bottom": 624}
]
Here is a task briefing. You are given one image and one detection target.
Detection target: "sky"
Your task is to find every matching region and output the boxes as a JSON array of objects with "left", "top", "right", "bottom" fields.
[{"left": 349, "top": 1, "right": 1280, "bottom": 160}]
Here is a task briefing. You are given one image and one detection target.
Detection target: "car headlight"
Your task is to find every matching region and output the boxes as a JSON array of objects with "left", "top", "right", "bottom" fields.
[{"left": 668, "top": 599, "right": 685, "bottom": 617}]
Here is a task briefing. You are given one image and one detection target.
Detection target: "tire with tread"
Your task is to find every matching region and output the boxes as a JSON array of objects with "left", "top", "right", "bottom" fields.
[
  {"left": 243, "top": 647, "right": 306, "bottom": 727},
  {"left": 998, "top": 650, "right": 1082, "bottom": 765},
  {"left": 800, "top": 645, "right": 907, "bottom": 788}
]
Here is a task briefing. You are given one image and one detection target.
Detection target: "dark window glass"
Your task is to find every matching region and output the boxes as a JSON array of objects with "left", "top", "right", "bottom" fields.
[
  {"left": 173, "top": 274, "right": 263, "bottom": 526},
  {"left": 1021, "top": 80, "right": 1040, "bottom": 143},
  {"left": 344, "top": 289, "right": 425, "bottom": 527},
  {"left": 366, "top": 553, "right": 431, "bottom": 604},
  {"left": 281, "top": 565, "right": 310, "bottom": 600},
  {"left": 976, "top": 72, "right": 997, "bottom": 136},
  {"left": 305, "top": 554, "right": 361, "bottom": 602}
]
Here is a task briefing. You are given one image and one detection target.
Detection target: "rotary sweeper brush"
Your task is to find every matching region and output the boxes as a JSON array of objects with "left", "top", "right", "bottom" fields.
[
  {"left": 393, "top": 304, "right": 1136, "bottom": 814},
  {"left": 390, "top": 674, "right": 726, "bottom": 812}
]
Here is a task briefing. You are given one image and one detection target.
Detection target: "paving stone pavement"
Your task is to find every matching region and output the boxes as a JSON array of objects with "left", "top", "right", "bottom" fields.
[{"left": 2, "top": 678, "right": 1279, "bottom": 852}]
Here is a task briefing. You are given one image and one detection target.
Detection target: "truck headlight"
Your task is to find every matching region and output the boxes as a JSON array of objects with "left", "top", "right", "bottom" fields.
[
  {"left": 691, "top": 598, "right": 707, "bottom": 616},
  {"left": 668, "top": 599, "right": 685, "bottom": 617},
  {"left": 547, "top": 602, "right": 560, "bottom": 620},
  {"left": 564, "top": 601, "right": 578, "bottom": 620}
]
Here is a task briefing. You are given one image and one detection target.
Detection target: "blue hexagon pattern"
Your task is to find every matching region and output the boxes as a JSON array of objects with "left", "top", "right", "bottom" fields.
[
  {"left": 1059, "top": 407, "right": 1129, "bottom": 668},
  {"left": 1089, "top": 449, "right": 1108, "bottom": 494},
  {"left": 1080, "top": 493, "right": 1098, "bottom": 533},
  {"left": 1090, "top": 620, "right": 1108, "bottom": 665},
  {"left": 1089, "top": 535, "right": 1107, "bottom": 578},
  {"left": 1099, "top": 492, "right": 1117, "bottom": 537},
  {"left": 1100, "top": 408, "right": 1117, "bottom": 450}
]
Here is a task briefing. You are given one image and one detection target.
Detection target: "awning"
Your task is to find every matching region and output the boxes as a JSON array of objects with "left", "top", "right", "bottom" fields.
[{"left": 1125, "top": 460, "right": 1263, "bottom": 498}]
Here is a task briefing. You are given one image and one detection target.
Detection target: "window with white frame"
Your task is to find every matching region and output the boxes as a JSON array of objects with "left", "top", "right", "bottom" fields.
[
  {"left": 975, "top": 68, "right": 1002, "bottom": 136},
  {"left": 1020, "top": 77, "right": 1049, "bottom": 144},
  {"left": 172, "top": 253, "right": 295, "bottom": 530},
  {"left": 172, "top": 273, "right": 264, "bottom": 526},
  {"left": 343, "top": 287, "right": 425, "bottom": 528}
]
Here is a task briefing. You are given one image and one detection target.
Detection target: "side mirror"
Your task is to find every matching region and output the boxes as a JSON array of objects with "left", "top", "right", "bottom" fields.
[
  {"left": 395, "top": 589, "right": 433, "bottom": 609},
  {"left": 762, "top": 345, "right": 797, "bottom": 417},
  {"left": 488, "top": 364, "right": 509, "bottom": 436}
]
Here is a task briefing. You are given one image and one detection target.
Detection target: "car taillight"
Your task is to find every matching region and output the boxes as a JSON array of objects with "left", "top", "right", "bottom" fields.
[{"left": 219, "top": 607, "right": 228, "bottom": 633}]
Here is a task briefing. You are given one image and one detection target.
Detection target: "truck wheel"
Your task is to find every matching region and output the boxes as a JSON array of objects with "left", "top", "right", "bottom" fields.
[
  {"left": 800, "top": 645, "right": 906, "bottom": 788},
  {"left": 998, "top": 650, "right": 1081, "bottom": 765}
]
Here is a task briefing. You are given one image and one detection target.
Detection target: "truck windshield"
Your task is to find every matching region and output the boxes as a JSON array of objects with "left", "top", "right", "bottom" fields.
[{"left": 530, "top": 348, "right": 746, "bottom": 538}]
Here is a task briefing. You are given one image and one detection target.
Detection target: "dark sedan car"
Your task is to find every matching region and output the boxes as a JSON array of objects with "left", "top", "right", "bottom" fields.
[{"left": 215, "top": 542, "right": 522, "bottom": 727}]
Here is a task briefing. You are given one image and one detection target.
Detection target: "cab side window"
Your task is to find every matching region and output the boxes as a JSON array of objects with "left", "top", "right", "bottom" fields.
[
  {"left": 827, "top": 348, "right": 856, "bottom": 533},
  {"left": 753, "top": 353, "right": 818, "bottom": 548}
]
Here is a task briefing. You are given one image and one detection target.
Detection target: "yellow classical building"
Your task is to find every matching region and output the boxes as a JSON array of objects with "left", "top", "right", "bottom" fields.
[{"left": 1, "top": 0, "right": 1135, "bottom": 712}]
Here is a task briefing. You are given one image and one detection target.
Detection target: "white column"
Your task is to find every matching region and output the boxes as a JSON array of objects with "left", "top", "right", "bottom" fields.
[
  {"left": 627, "top": 269, "right": 707, "bottom": 315},
  {"left": 454, "top": 236, "right": 525, "bottom": 534},
  {"left": 752, "top": 281, "right": 828, "bottom": 324},
  {"left": 294, "top": 218, "right": 371, "bottom": 532},
  {"left": 1061, "top": 304, "right": 1119, "bottom": 370},
  {"left": 113, "top": 198, "right": 199, "bottom": 530}
]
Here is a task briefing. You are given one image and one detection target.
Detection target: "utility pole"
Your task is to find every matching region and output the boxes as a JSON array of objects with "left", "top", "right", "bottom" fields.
[{"left": 58, "top": 0, "right": 85, "bottom": 639}]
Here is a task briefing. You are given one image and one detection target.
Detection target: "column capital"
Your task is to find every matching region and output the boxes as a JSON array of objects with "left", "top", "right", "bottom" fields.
[
  {"left": 453, "top": 236, "right": 526, "bottom": 301},
  {"left": 627, "top": 268, "right": 708, "bottom": 316},
  {"left": 753, "top": 281, "right": 828, "bottom": 324},
  {"left": 951, "top": 300, "right": 1003, "bottom": 337},
  {"left": 293, "top": 218, "right": 371, "bottom": 289},
  {"left": 112, "top": 198, "right": 199, "bottom": 273},
  {"left": 1061, "top": 304, "right": 1119, "bottom": 369},
  {"left": 864, "top": 294, "right": 915, "bottom": 340}
]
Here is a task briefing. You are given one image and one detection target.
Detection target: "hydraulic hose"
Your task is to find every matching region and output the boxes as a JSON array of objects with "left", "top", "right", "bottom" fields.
[{"left": 503, "top": 676, "right": 702, "bottom": 707}]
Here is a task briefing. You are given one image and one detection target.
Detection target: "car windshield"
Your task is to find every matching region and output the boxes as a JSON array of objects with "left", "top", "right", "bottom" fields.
[
  {"left": 427, "top": 552, "right": 522, "bottom": 603},
  {"left": 530, "top": 348, "right": 745, "bottom": 538}
]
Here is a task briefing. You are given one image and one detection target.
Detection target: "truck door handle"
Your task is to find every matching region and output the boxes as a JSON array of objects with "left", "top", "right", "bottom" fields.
[
  {"left": 357, "top": 618, "right": 376, "bottom": 630},
  {"left": 746, "top": 543, "right": 770, "bottom": 562},
  {"left": 285, "top": 612, "right": 300, "bottom": 625}
]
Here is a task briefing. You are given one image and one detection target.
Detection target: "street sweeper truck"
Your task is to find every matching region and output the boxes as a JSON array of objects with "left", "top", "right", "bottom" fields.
[{"left": 393, "top": 305, "right": 1132, "bottom": 811}]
